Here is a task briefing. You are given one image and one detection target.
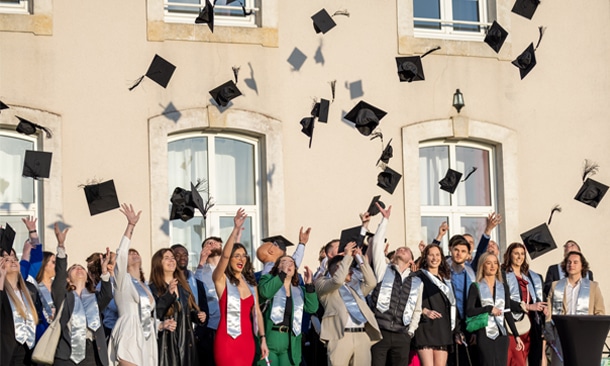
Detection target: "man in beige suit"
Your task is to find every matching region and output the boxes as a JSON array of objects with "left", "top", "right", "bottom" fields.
[{"left": 315, "top": 241, "right": 382, "bottom": 365}]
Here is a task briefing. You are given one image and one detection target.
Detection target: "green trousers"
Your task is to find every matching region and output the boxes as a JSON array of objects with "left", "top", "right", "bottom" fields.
[{"left": 256, "top": 328, "right": 294, "bottom": 366}]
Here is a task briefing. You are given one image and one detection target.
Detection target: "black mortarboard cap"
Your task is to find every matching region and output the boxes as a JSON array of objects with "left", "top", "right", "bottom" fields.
[
  {"left": 484, "top": 21, "right": 508, "bottom": 53},
  {"left": 311, "top": 9, "right": 336, "bottom": 34},
  {"left": 377, "top": 166, "right": 402, "bottom": 194},
  {"left": 512, "top": 0, "right": 540, "bottom": 19},
  {"left": 520, "top": 223, "right": 557, "bottom": 259},
  {"left": 0, "top": 223, "right": 15, "bottom": 256},
  {"left": 367, "top": 195, "right": 386, "bottom": 216},
  {"left": 195, "top": 0, "right": 214, "bottom": 32},
  {"left": 377, "top": 139, "right": 393, "bottom": 165},
  {"left": 312, "top": 99, "right": 330, "bottom": 123},
  {"left": 129, "top": 54, "right": 176, "bottom": 90},
  {"left": 0, "top": 100, "right": 8, "bottom": 112},
  {"left": 15, "top": 116, "right": 52, "bottom": 138},
  {"left": 84, "top": 180, "right": 120, "bottom": 216},
  {"left": 170, "top": 186, "right": 195, "bottom": 222},
  {"left": 209, "top": 80, "right": 242, "bottom": 107},
  {"left": 22, "top": 150, "right": 52, "bottom": 179},
  {"left": 261, "top": 235, "right": 295, "bottom": 252},
  {"left": 190, "top": 182, "right": 210, "bottom": 219},
  {"left": 574, "top": 178, "right": 609, "bottom": 208},
  {"left": 344, "top": 101, "right": 387, "bottom": 136},
  {"left": 439, "top": 169, "right": 462, "bottom": 194},
  {"left": 396, "top": 56, "right": 425, "bottom": 82},
  {"left": 512, "top": 43, "right": 537, "bottom": 79},
  {"left": 300, "top": 117, "right": 314, "bottom": 148},
  {"left": 339, "top": 226, "right": 365, "bottom": 253}
]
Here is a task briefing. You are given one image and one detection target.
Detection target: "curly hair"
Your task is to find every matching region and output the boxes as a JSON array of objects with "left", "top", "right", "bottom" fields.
[
  {"left": 270, "top": 255, "right": 300, "bottom": 286},
  {"left": 225, "top": 243, "right": 257, "bottom": 287},
  {"left": 561, "top": 251, "right": 590, "bottom": 277},
  {"left": 419, "top": 244, "right": 450, "bottom": 279},
  {"left": 501, "top": 242, "right": 530, "bottom": 274}
]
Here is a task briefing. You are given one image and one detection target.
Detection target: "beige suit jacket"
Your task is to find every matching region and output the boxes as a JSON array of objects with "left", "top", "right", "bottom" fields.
[
  {"left": 315, "top": 254, "right": 382, "bottom": 343},
  {"left": 546, "top": 279, "right": 605, "bottom": 321}
]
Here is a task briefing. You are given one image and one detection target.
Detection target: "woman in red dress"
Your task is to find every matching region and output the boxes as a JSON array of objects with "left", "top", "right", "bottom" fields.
[{"left": 213, "top": 208, "right": 268, "bottom": 365}]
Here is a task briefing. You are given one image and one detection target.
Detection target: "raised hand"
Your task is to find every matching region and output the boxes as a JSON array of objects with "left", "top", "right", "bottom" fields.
[
  {"left": 21, "top": 216, "right": 37, "bottom": 232},
  {"left": 120, "top": 203, "right": 141, "bottom": 226},
  {"left": 299, "top": 226, "right": 311, "bottom": 245},
  {"left": 234, "top": 208, "right": 247, "bottom": 229},
  {"left": 344, "top": 242, "right": 357, "bottom": 257},
  {"left": 199, "top": 245, "right": 212, "bottom": 266},
  {"left": 485, "top": 212, "right": 502, "bottom": 236},
  {"left": 303, "top": 266, "right": 313, "bottom": 284},
  {"left": 101, "top": 247, "right": 111, "bottom": 275},
  {"left": 436, "top": 222, "right": 448, "bottom": 240},
  {"left": 54, "top": 222, "right": 69, "bottom": 247},
  {"left": 377, "top": 203, "right": 392, "bottom": 219}
]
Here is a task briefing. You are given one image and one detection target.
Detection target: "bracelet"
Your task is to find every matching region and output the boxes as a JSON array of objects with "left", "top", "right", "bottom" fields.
[{"left": 29, "top": 230, "right": 37, "bottom": 234}]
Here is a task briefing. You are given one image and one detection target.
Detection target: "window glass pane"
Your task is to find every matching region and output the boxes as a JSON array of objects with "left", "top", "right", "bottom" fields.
[
  {"left": 219, "top": 216, "right": 253, "bottom": 256},
  {"left": 0, "top": 136, "right": 34, "bottom": 204},
  {"left": 215, "top": 0, "right": 248, "bottom": 17},
  {"left": 455, "top": 146, "right": 490, "bottom": 206},
  {"left": 170, "top": 216, "right": 206, "bottom": 270},
  {"left": 460, "top": 216, "right": 487, "bottom": 255},
  {"left": 214, "top": 138, "right": 255, "bottom": 205},
  {"left": 421, "top": 216, "right": 449, "bottom": 247},
  {"left": 168, "top": 137, "right": 209, "bottom": 199},
  {"left": 419, "top": 146, "right": 449, "bottom": 206},
  {"left": 452, "top": 0, "right": 480, "bottom": 31},
  {"left": 413, "top": 0, "right": 441, "bottom": 29},
  {"left": 0, "top": 215, "right": 30, "bottom": 258},
  {"left": 167, "top": 0, "right": 199, "bottom": 14}
]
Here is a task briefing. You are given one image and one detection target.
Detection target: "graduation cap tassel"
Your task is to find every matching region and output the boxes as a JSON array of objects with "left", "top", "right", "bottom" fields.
[
  {"left": 332, "top": 9, "right": 350, "bottom": 17},
  {"left": 534, "top": 26, "right": 546, "bottom": 50},
  {"left": 461, "top": 167, "right": 478, "bottom": 182},
  {"left": 582, "top": 159, "right": 599, "bottom": 181},
  {"left": 329, "top": 80, "right": 336, "bottom": 103},
  {"left": 241, "top": 4, "right": 253, "bottom": 16},
  {"left": 232, "top": 66, "right": 240, "bottom": 84},
  {"left": 547, "top": 205, "right": 562, "bottom": 225},
  {"left": 421, "top": 46, "right": 441, "bottom": 58},
  {"left": 128, "top": 76, "right": 145, "bottom": 91},
  {"left": 38, "top": 125, "right": 52, "bottom": 138},
  {"left": 369, "top": 131, "right": 383, "bottom": 143}
]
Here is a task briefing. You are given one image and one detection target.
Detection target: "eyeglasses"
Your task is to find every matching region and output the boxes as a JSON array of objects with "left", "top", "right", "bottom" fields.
[{"left": 232, "top": 254, "right": 249, "bottom": 260}]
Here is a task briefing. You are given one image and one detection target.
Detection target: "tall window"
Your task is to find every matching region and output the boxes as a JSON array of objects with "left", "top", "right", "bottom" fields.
[
  {"left": 164, "top": 0, "right": 257, "bottom": 27},
  {"left": 0, "top": 0, "right": 30, "bottom": 14},
  {"left": 0, "top": 131, "right": 40, "bottom": 256},
  {"left": 413, "top": 0, "right": 492, "bottom": 39},
  {"left": 167, "top": 133, "right": 261, "bottom": 269},
  {"left": 419, "top": 140, "right": 497, "bottom": 252}
]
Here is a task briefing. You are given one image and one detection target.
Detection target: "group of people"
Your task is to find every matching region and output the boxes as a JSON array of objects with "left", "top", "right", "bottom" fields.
[{"left": 0, "top": 204, "right": 605, "bottom": 366}]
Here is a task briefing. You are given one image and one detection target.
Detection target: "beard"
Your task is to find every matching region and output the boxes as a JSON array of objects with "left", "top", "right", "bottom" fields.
[{"left": 209, "top": 248, "right": 222, "bottom": 258}]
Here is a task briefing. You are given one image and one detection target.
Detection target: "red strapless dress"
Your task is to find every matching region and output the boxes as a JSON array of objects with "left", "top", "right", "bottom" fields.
[{"left": 214, "top": 288, "right": 255, "bottom": 366}]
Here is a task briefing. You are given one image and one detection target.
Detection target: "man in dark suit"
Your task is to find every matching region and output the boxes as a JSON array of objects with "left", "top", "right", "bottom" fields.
[{"left": 543, "top": 240, "right": 593, "bottom": 297}]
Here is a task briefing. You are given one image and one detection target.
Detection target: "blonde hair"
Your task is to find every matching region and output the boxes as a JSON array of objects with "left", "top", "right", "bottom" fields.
[
  {"left": 4, "top": 275, "right": 39, "bottom": 325},
  {"left": 475, "top": 252, "right": 503, "bottom": 283}
]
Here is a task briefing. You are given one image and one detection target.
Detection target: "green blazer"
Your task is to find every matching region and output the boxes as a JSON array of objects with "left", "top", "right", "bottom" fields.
[{"left": 257, "top": 273, "right": 319, "bottom": 365}]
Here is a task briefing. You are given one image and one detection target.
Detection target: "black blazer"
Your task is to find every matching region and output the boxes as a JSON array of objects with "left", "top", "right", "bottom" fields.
[
  {"left": 0, "top": 280, "right": 43, "bottom": 365},
  {"left": 51, "top": 254, "right": 113, "bottom": 366},
  {"left": 543, "top": 264, "right": 593, "bottom": 298}
]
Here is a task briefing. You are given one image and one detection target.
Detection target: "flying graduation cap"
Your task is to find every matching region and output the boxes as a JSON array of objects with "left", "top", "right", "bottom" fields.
[
  {"left": 170, "top": 181, "right": 214, "bottom": 222},
  {"left": 300, "top": 117, "right": 315, "bottom": 148},
  {"left": 209, "top": 80, "right": 242, "bottom": 108},
  {"left": 520, "top": 205, "right": 561, "bottom": 259},
  {"left": 367, "top": 195, "right": 386, "bottom": 216},
  {"left": 344, "top": 101, "right": 387, "bottom": 137},
  {"left": 377, "top": 166, "right": 402, "bottom": 194},
  {"left": 195, "top": 0, "right": 214, "bottom": 32},
  {"left": 512, "top": 26, "right": 545, "bottom": 79},
  {"left": 311, "top": 8, "right": 349, "bottom": 34},
  {"left": 512, "top": 0, "right": 540, "bottom": 20},
  {"left": 395, "top": 46, "right": 441, "bottom": 82},
  {"left": 0, "top": 100, "right": 8, "bottom": 112},
  {"left": 16, "top": 116, "right": 52, "bottom": 138},
  {"left": 574, "top": 160, "right": 608, "bottom": 208},
  {"left": 129, "top": 54, "right": 176, "bottom": 90},
  {"left": 261, "top": 235, "right": 295, "bottom": 252},
  {"left": 438, "top": 167, "right": 477, "bottom": 194},
  {"left": 22, "top": 150, "right": 52, "bottom": 179},
  {"left": 83, "top": 180, "right": 121, "bottom": 216},
  {"left": 377, "top": 138, "right": 393, "bottom": 166},
  {"left": 311, "top": 98, "right": 330, "bottom": 123},
  {"left": 0, "top": 223, "right": 16, "bottom": 256},
  {"left": 484, "top": 21, "right": 509, "bottom": 53}
]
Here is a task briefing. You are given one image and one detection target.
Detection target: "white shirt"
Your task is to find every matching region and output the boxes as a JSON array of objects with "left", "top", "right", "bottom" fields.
[{"left": 566, "top": 279, "right": 581, "bottom": 315}]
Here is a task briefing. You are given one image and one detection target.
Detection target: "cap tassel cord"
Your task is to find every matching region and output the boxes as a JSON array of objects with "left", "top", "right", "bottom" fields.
[
  {"left": 547, "top": 205, "right": 562, "bottom": 225},
  {"left": 461, "top": 167, "right": 477, "bottom": 182},
  {"left": 332, "top": 9, "right": 350, "bottom": 17},
  {"left": 534, "top": 26, "right": 546, "bottom": 50},
  {"left": 582, "top": 159, "right": 599, "bottom": 181},
  {"left": 128, "top": 75, "right": 145, "bottom": 91},
  {"left": 329, "top": 80, "right": 336, "bottom": 103},
  {"left": 232, "top": 66, "right": 240, "bottom": 84},
  {"left": 421, "top": 46, "right": 441, "bottom": 58}
]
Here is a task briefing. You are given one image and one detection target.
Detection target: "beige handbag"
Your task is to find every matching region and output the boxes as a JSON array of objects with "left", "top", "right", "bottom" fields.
[
  {"left": 507, "top": 312, "right": 531, "bottom": 335},
  {"left": 31, "top": 301, "right": 64, "bottom": 365}
]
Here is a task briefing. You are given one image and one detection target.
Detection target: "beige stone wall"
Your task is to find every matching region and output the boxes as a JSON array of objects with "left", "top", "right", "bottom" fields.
[{"left": 1, "top": 0, "right": 609, "bottom": 311}]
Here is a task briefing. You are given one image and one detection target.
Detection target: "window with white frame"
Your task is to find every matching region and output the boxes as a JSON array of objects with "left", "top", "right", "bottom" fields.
[
  {"left": 0, "top": 131, "right": 40, "bottom": 256},
  {"left": 0, "top": 0, "right": 31, "bottom": 14},
  {"left": 419, "top": 140, "right": 498, "bottom": 254},
  {"left": 412, "top": 0, "right": 494, "bottom": 40},
  {"left": 164, "top": 0, "right": 257, "bottom": 27},
  {"left": 167, "top": 133, "right": 261, "bottom": 270}
]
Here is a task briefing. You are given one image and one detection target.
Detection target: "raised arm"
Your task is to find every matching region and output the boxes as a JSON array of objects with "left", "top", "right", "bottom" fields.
[
  {"left": 115, "top": 204, "right": 141, "bottom": 289},
  {"left": 292, "top": 226, "right": 311, "bottom": 268},
  {"left": 370, "top": 203, "right": 390, "bottom": 282},
  {"left": 212, "top": 208, "right": 247, "bottom": 295},
  {"left": 315, "top": 242, "right": 356, "bottom": 296},
  {"left": 472, "top": 213, "right": 501, "bottom": 270},
  {"left": 51, "top": 222, "right": 69, "bottom": 307}
]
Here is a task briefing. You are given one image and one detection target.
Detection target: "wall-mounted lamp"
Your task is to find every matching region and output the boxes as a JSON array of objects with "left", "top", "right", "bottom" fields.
[{"left": 452, "top": 89, "right": 465, "bottom": 113}]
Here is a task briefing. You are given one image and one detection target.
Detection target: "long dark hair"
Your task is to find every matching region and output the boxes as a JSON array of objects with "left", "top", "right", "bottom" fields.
[
  {"left": 225, "top": 243, "right": 257, "bottom": 287},
  {"left": 270, "top": 255, "right": 299, "bottom": 286},
  {"left": 149, "top": 248, "right": 199, "bottom": 313},
  {"left": 66, "top": 264, "right": 96, "bottom": 293},
  {"left": 420, "top": 244, "right": 451, "bottom": 279},
  {"left": 501, "top": 242, "right": 530, "bottom": 274},
  {"left": 128, "top": 248, "right": 146, "bottom": 282},
  {"left": 561, "top": 251, "right": 590, "bottom": 277},
  {"left": 35, "top": 251, "right": 55, "bottom": 283}
]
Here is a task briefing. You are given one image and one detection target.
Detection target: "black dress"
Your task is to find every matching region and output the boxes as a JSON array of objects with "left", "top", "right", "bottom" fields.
[
  {"left": 466, "top": 281, "right": 520, "bottom": 366},
  {"left": 150, "top": 282, "right": 202, "bottom": 366},
  {"left": 414, "top": 270, "right": 458, "bottom": 350}
]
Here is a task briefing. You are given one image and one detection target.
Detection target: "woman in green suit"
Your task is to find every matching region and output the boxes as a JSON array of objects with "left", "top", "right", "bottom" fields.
[{"left": 257, "top": 256, "right": 318, "bottom": 366}]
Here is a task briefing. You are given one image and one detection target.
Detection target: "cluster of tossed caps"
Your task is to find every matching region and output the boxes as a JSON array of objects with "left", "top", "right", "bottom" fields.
[{"left": 169, "top": 181, "right": 215, "bottom": 222}]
